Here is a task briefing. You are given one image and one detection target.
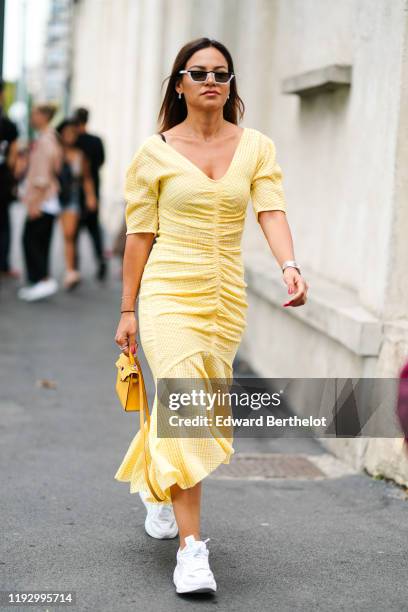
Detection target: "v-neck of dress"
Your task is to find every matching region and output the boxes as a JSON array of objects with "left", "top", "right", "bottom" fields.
[{"left": 157, "top": 127, "right": 248, "bottom": 183}]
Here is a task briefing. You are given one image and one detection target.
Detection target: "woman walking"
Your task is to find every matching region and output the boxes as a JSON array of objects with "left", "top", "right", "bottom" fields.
[
  {"left": 114, "top": 37, "right": 308, "bottom": 594},
  {"left": 56, "top": 118, "right": 97, "bottom": 290},
  {"left": 18, "top": 104, "right": 63, "bottom": 302}
]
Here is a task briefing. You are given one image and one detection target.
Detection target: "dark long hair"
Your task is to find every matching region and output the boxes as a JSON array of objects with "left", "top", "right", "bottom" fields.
[{"left": 158, "top": 37, "right": 245, "bottom": 132}]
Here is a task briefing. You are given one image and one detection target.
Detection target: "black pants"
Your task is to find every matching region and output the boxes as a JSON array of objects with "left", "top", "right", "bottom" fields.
[
  {"left": 22, "top": 212, "right": 55, "bottom": 284},
  {"left": 75, "top": 209, "right": 105, "bottom": 268},
  {"left": 0, "top": 205, "right": 11, "bottom": 273}
]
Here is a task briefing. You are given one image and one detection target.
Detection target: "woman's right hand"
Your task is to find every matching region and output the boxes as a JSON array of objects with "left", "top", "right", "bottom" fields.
[{"left": 115, "top": 312, "right": 138, "bottom": 357}]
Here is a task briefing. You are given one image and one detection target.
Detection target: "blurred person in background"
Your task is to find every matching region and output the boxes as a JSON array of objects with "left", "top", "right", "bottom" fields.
[
  {"left": 72, "top": 107, "right": 107, "bottom": 281},
  {"left": 397, "top": 360, "right": 408, "bottom": 451},
  {"left": 56, "top": 118, "right": 97, "bottom": 290},
  {"left": 0, "top": 79, "right": 20, "bottom": 280},
  {"left": 18, "top": 104, "right": 63, "bottom": 302}
]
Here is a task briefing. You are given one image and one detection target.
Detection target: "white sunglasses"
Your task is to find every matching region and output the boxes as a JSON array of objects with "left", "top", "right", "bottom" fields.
[{"left": 178, "top": 69, "right": 235, "bottom": 84}]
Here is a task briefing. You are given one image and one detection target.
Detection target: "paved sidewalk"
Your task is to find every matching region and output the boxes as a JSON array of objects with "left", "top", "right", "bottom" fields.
[{"left": 0, "top": 236, "right": 407, "bottom": 612}]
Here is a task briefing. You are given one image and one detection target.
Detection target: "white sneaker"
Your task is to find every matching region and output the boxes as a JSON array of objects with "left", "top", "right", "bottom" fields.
[
  {"left": 139, "top": 491, "right": 178, "bottom": 539},
  {"left": 173, "top": 535, "right": 217, "bottom": 594},
  {"left": 18, "top": 279, "right": 58, "bottom": 302}
]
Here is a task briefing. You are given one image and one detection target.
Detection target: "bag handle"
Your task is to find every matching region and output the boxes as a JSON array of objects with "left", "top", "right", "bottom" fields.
[{"left": 131, "top": 350, "right": 166, "bottom": 502}]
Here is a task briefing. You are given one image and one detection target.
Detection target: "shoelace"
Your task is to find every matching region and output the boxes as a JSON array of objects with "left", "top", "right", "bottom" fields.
[{"left": 180, "top": 539, "right": 211, "bottom": 574}]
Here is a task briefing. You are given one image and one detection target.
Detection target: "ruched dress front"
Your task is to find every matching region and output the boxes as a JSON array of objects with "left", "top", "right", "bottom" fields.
[{"left": 114, "top": 127, "right": 287, "bottom": 502}]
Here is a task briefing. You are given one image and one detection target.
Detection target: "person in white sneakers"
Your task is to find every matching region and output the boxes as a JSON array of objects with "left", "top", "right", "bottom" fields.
[
  {"left": 18, "top": 103, "right": 63, "bottom": 302},
  {"left": 114, "top": 37, "right": 307, "bottom": 597}
]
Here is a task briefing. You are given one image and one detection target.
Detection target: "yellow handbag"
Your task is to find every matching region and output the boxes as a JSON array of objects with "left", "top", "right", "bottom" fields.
[{"left": 115, "top": 350, "right": 165, "bottom": 502}]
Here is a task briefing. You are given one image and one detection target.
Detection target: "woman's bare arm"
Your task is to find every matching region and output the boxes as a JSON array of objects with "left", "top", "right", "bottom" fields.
[
  {"left": 258, "top": 210, "right": 295, "bottom": 264},
  {"left": 258, "top": 210, "right": 308, "bottom": 307},
  {"left": 82, "top": 154, "right": 97, "bottom": 210},
  {"left": 115, "top": 232, "right": 155, "bottom": 355}
]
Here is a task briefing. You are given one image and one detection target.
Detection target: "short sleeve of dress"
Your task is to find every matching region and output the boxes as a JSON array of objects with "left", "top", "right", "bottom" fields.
[
  {"left": 250, "top": 134, "right": 287, "bottom": 222},
  {"left": 124, "top": 141, "right": 159, "bottom": 235}
]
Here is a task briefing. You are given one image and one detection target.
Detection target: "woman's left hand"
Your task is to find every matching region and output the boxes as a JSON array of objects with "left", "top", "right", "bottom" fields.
[{"left": 282, "top": 268, "right": 308, "bottom": 307}]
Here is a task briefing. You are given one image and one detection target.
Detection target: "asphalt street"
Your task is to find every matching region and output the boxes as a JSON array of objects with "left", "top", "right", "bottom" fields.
[{"left": 0, "top": 214, "right": 407, "bottom": 612}]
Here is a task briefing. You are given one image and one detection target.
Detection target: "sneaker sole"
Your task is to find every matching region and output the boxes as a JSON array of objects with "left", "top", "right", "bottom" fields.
[
  {"left": 23, "top": 287, "right": 58, "bottom": 301},
  {"left": 176, "top": 586, "right": 216, "bottom": 595},
  {"left": 173, "top": 568, "right": 216, "bottom": 594},
  {"left": 24, "top": 293, "right": 57, "bottom": 302}
]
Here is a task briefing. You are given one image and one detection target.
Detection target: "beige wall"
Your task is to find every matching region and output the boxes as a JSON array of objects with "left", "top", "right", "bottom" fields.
[{"left": 71, "top": 0, "right": 408, "bottom": 484}]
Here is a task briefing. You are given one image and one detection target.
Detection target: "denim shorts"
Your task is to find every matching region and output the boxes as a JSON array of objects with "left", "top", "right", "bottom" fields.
[{"left": 61, "top": 200, "right": 81, "bottom": 214}]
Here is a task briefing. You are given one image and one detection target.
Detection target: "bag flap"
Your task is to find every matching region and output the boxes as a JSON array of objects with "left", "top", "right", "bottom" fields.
[{"left": 115, "top": 353, "right": 139, "bottom": 382}]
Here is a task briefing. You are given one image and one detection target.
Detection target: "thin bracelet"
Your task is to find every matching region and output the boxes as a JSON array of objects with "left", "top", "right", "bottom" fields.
[{"left": 121, "top": 310, "right": 135, "bottom": 314}]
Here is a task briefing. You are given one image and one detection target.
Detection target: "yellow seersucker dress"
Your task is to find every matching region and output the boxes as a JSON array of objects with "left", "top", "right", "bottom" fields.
[{"left": 114, "top": 127, "right": 287, "bottom": 502}]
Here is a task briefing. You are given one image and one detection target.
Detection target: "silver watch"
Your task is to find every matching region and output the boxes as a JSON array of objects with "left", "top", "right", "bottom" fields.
[{"left": 281, "top": 260, "right": 301, "bottom": 275}]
